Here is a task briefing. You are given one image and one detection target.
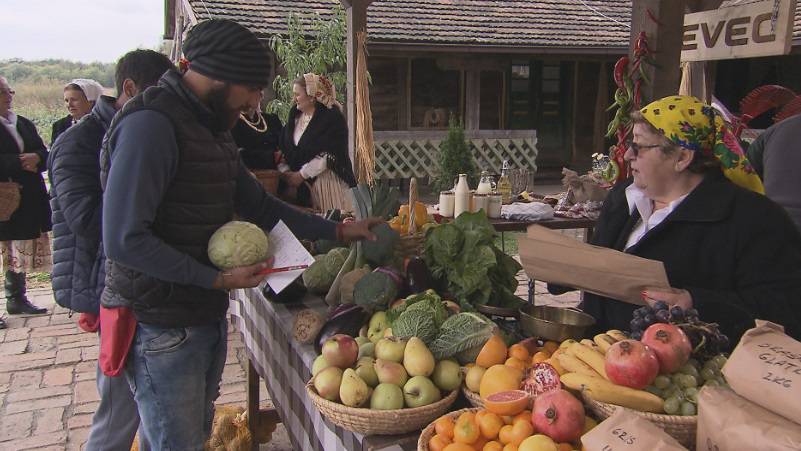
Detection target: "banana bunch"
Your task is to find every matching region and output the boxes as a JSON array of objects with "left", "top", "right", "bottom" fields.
[{"left": 592, "top": 329, "right": 629, "bottom": 353}]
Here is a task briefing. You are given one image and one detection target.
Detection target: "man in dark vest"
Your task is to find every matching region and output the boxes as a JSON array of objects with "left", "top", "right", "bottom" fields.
[
  {"left": 100, "top": 20, "right": 379, "bottom": 448},
  {"left": 49, "top": 49, "right": 174, "bottom": 451}
]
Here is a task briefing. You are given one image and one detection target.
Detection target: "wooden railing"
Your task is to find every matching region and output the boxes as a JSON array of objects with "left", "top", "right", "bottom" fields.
[{"left": 373, "top": 130, "right": 538, "bottom": 181}]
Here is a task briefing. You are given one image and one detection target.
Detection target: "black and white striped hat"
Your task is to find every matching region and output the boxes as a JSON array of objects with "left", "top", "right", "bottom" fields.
[{"left": 182, "top": 19, "right": 271, "bottom": 87}]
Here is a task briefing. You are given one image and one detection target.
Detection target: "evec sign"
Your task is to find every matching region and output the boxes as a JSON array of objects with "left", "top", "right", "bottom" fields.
[{"left": 681, "top": 0, "right": 797, "bottom": 62}]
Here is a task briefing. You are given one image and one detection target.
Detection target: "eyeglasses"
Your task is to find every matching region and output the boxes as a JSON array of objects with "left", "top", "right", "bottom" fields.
[
  {"left": 0, "top": 89, "right": 14, "bottom": 96},
  {"left": 627, "top": 141, "right": 662, "bottom": 156}
]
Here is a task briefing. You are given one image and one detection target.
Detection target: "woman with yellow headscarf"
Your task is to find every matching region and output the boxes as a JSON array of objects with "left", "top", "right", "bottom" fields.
[{"left": 579, "top": 95, "right": 801, "bottom": 343}]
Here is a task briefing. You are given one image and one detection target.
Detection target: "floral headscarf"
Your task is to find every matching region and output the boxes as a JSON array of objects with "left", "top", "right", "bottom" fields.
[
  {"left": 303, "top": 73, "right": 339, "bottom": 109},
  {"left": 640, "top": 96, "right": 764, "bottom": 194}
]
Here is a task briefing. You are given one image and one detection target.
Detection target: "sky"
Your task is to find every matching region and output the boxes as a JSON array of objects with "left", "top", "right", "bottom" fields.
[{"left": 0, "top": 0, "right": 164, "bottom": 63}]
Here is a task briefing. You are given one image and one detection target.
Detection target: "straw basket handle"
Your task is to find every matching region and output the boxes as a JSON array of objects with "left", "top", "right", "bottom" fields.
[{"left": 407, "top": 178, "right": 418, "bottom": 235}]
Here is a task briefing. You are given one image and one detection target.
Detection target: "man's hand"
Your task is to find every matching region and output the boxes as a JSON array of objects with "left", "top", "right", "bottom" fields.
[
  {"left": 213, "top": 258, "right": 274, "bottom": 290},
  {"left": 19, "top": 153, "right": 40, "bottom": 172},
  {"left": 339, "top": 217, "right": 384, "bottom": 242},
  {"left": 283, "top": 171, "right": 305, "bottom": 188},
  {"left": 642, "top": 287, "right": 693, "bottom": 310}
]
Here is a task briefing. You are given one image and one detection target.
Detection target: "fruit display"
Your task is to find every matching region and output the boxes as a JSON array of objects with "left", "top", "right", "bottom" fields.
[
  {"left": 421, "top": 405, "right": 596, "bottom": 451},
  {"left": 630, "top": 302, "right": 729, "bottom": 359},
  {"left": 310, "top": 331, "right": 460, "bottom": 411}
]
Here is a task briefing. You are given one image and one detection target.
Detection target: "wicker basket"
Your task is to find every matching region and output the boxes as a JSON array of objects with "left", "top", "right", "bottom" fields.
[
  {"left": 395, "top": 177, "right": 426, "bottom": 259},
  {"left": 251, "top": 169, "right": 280, "bottom": 195},
  {"left": 417, "top": 407, "right": 481, "bottom": 451},
  {"left": 582, "top": 394, "right": 697, "bottom": 449},
  {"left": 461, "top": 386, "right": 484, "bottom": 408},
  {"left": 306, "top": 380, "right": 458, "bottom": 435},
  {"left": 0, "top": 181, "right": 21, "bottom": 222}
]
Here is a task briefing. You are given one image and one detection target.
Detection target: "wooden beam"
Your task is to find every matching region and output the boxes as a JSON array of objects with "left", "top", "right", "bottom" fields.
[{"left": 630, "top": 0, "right": 688, "bottom": 101}]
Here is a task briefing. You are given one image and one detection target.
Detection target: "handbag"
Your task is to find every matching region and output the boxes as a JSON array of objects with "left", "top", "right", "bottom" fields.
[{"left": 0, "top": 180, "right": 21, "bottom": 221}]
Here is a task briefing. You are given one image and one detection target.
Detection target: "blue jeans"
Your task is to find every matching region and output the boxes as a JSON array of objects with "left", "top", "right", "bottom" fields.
[
  {"left": 125, "top": 320, "right": 227, "bottom": 450},
  {"left": 85, "top": 363, "right": 147, "bottom": 451}
]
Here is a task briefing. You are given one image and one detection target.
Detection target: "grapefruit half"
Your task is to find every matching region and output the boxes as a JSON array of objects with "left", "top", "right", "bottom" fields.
[{"left": 482, "top": 389, "right": 530, "bottom": 416}]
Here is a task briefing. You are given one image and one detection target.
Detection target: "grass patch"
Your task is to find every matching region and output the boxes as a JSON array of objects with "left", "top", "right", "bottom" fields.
[{"left": 494, "top": 232, "right": 521, "bottom": 256}]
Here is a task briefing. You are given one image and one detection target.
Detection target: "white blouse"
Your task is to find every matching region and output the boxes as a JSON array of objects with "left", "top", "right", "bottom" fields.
[
  {"left": 624, "top": 184, "right": 689, "bottom": 250},
  {"left": 0, "top": 111, "right": 24, "bottom": 153},
  {"left": 285, "top": 112, "right": 327, "bottom": 180}
]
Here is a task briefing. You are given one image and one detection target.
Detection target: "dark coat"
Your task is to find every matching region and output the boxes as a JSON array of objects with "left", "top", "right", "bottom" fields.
[
  {"left": 48, "top": 99, "right": 112, "bottom": 313},
  {"left": 51, "top": 115, "right": 73, "bottom": 146},
  {"left": 0, "top": 114, "right": 51, "bottom": 241},
  {"left": 582, "top": 171, "right": 801, "bottom": 342},
  {"left": 231, "top": 112, "right": 282, "bottom": 170},
  {"left": 279, "top": 104, "right": 356, "bottom": 206}
]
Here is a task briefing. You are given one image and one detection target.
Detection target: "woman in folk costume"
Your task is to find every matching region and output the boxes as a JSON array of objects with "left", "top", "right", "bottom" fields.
[
  {"left": 0, "top": 76, "right": 52, "bottom": 324},
  {"left": 279, "top": 73, "right": 356, "bottom": 212},
  {"left": 51, "top": 78, "right": 105, "bottom": 145}
]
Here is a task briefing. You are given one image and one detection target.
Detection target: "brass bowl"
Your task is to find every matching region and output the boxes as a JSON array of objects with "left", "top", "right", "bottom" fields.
[{"left": 518, "top": 305, "right": 596, "bottom": 342}]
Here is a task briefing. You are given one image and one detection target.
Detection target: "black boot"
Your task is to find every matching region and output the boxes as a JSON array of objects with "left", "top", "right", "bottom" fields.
[
  {"left": 4, "top": 271, "right": 47, "bottom": 315},
  {"left": 0, "top": 315, "right": 6, "bottom": 329}
]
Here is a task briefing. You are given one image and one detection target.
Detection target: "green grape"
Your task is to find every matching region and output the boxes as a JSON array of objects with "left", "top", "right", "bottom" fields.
[
  {"left": 654, "top": 375, "right": 671, "bottom": 390},
  {"left": 687, "top": 358, "right": 700, "bottom": 369},
  {"left": 664, "top": 397, "right": 681, "bottom": 415},
  {"left": 684, "top": 387, "right": 699, "bottom": 403},
  {"left": 700, "top": 368, "right": 716, "bottom": 381},
  {"left": 704, "top": 379, "right": 721, "bottom": 387},
  {"left": 679, "top": 364, "right": 700, "bottom": 380},
  {"left": 703, "top": 360, "right": 719, "bottom": 372},
  {"left": 680, "top": 401, "right": 697, "bottom": 416},
  {"left": 644, "top": 385, "right": 663, "bottom": 397},
  {"left": 679, "top": 374, "right": 698, "bottom": 388},
  {"left": 712, "top": 355, "right": 728, "bottom": 368},
  {"left": 671, "top": 373, "right": 685, "bottom": 385}
]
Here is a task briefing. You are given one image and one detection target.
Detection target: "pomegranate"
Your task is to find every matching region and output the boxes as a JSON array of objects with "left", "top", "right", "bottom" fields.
[
  {"left": 531, "top": 389, "right": 585, "bottom": 443},
  {"left": 521, "top": 362, "right": 561, "bottom": 400},
  {"left": 605, "top": 339, "right": 659, "bottom": 389},
  {"left": 641, "top": 323, "right": 692, "bottom": 374}
]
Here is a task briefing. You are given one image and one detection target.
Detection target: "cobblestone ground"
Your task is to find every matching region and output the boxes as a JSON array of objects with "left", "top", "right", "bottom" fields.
[{"left": 0, "top": 290, "right": 293, "bottom": 451}]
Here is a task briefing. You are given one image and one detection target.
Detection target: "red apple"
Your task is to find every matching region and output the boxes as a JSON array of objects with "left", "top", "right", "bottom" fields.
[{"left": 322, "top": 334, "right": 359, "bottom": 369}]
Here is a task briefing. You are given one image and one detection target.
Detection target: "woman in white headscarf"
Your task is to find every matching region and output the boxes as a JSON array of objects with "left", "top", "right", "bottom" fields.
[
  {"left": 279, "top": 73, "right": 356, "bottom": 212},
  {"left": 50, "top": 78, "right": 104, "bottom": 145}
]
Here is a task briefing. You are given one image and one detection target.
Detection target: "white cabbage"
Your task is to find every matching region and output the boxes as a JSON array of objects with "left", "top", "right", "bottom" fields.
[{"left": 207, "top": 221, "right": 269, "bottom": 270}]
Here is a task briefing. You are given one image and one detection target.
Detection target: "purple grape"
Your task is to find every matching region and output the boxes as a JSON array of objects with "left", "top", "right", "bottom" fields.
[
  {"left": 643, "top": 314, "right": 655, "bottom": 325},
  {"left": 655, "top": 309, "right": 670, "bottom": 323},
  {"left": 670, "top": 306, "right": 684, "bottom": 321},
  {"left": 631, "top": 331, "right": 643, "bottom": 340},
  {"left": 630, "top": 318, "right": 645, "bottom": 332},
  {"left": 654, "top": 301, "right": 669, "bottom": 311}
]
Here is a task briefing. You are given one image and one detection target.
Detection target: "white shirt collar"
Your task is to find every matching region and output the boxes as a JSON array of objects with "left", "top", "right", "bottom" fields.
[
  {"left": 0, "top": 111, "right": 23, "bottom": 153},
  {"left": 624, "top": 184, "right": 689, "bottom": 249},
  {"left": 0, "top": 110, "right": 18, "bottom": 127}
]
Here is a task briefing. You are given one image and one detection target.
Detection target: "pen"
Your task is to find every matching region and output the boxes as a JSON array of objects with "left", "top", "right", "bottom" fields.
[{"left": 256, "top": 264, "right": 309, "bottom": 275}]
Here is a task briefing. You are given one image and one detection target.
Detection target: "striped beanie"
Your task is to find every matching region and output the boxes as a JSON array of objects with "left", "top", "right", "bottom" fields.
[{"left": 182, "top": 19, "right": 271, "bottom": 87}]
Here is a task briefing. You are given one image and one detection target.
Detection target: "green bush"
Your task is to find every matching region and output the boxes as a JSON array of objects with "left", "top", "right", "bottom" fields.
[{"left": 434, "top": 116, "right": 478, "bottom": 193}]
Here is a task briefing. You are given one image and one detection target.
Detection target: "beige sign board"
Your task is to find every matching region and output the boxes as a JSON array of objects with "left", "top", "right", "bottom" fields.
[{"left": 681, "top": 0, "right": 797, "bottom": 62}]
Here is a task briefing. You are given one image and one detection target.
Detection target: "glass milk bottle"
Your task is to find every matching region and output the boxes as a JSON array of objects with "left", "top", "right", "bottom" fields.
[
  {"left": 496, "top": 160, "right": 513, "bottom": 204},
  {"left": 453, "top": 173, "right": 470, "bottom": 218},
  {"left": 476, "top": 170, "right": 493, "bottom": 194}
]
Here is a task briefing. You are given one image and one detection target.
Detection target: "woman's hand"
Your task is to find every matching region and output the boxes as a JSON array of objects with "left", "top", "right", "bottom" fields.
[
  {"left": 642, "top": 287, "right": 693, "bottom": 310},
  {"left": 283, "top": 171, "right": 305, "bottom": 188},
  {"left": 19, "top": 153, "right": 40, "bottom": 172}
]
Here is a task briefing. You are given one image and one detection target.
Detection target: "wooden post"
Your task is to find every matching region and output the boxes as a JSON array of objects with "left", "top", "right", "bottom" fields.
[
  {"left": 341, "top": 0, "right": 374, "bottom": 167},
  {"left": 630, "top": 0, "right": 689, "bottom": 101},
  {"left": 683, "top": 0, "right": 726, "bottom": 102}
]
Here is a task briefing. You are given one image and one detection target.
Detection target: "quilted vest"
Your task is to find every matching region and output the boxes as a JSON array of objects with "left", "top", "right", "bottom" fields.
[{"left": 99, "top": 78, "right": 238, "bottom": 327}]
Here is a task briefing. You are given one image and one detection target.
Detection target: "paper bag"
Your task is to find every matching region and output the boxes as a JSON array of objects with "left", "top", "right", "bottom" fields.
[
  {"left": 721, "top": 321, "right": 801, "bottom": 424},
  {"left": 518, "top": 225, "right": 670, "bottom": 305},
  {"left": 697, "top": 386, "right": 801, "bottom": 451},
  {"left": 581, "top": 409, "right": 687, "bottom": 451}
]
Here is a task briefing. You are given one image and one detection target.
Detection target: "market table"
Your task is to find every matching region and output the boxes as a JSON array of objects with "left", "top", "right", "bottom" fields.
[
  {"left": 230, "top": 287, "right": 454, "bottom": 451},
  {"left": 489, "top": 216, "right": 595, "bottom": 239}
]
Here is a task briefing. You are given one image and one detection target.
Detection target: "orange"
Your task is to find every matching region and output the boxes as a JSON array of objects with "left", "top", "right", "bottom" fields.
[
  {"left": 501, "top": 415, "right": 515, "bottom": 425},
  {"left": 429, "top": 433, "right": 453, "bottom": 451},
  {"left": 435, "top": 416, "right": 456, "bottom": 439},
  {"left": 444, "top": 444, "right": 476, "bottom": 451},
  {"left": 557, "top": 443, "right": 574, "bottom": 451},
  {"left": 513, "top": 410, "right": 532, "bottom": 426},
  {"left": 502, "top": 444, "right": 519, "bottom": 451},
  {"left": 483, "top": 441, "right": 504, "bottom": 451},
  {"left": 483, "top": 390, "right": 529, "bottom": 417},
  {"left": 472, "top": 436, "right": 489, "bottom": 450},
  {"left": 498, "top": 425, "right": 515, "bottom": 445},
  {"left": 479, "top": 365, "right": 524, "bottom": 399},
  {"left": 508, "top": 344, "right": 531, "bottom": 362},
  {"left": 508, "top": 420, "right": 535, "bottom": 446},
  {"left": 476, "top": 335, "right": 508, "bottom": 368},
  {"left": 518, "top": 434, "right": 558, "bottom": 451},
  {"left": 542, "top": 341, "right": 560, "bottom": 355},
  {"left": 504, "top": 357, "right": 527, "bottom": 371},
  {"left": 454, "top": 412, "right": 481, "bottom": 445},
  {"left": 531, "top": 352, "right": 550, "bottom": 364},
  {"left": 478, "top": 411, "right": 504, "bottom": 440}
]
